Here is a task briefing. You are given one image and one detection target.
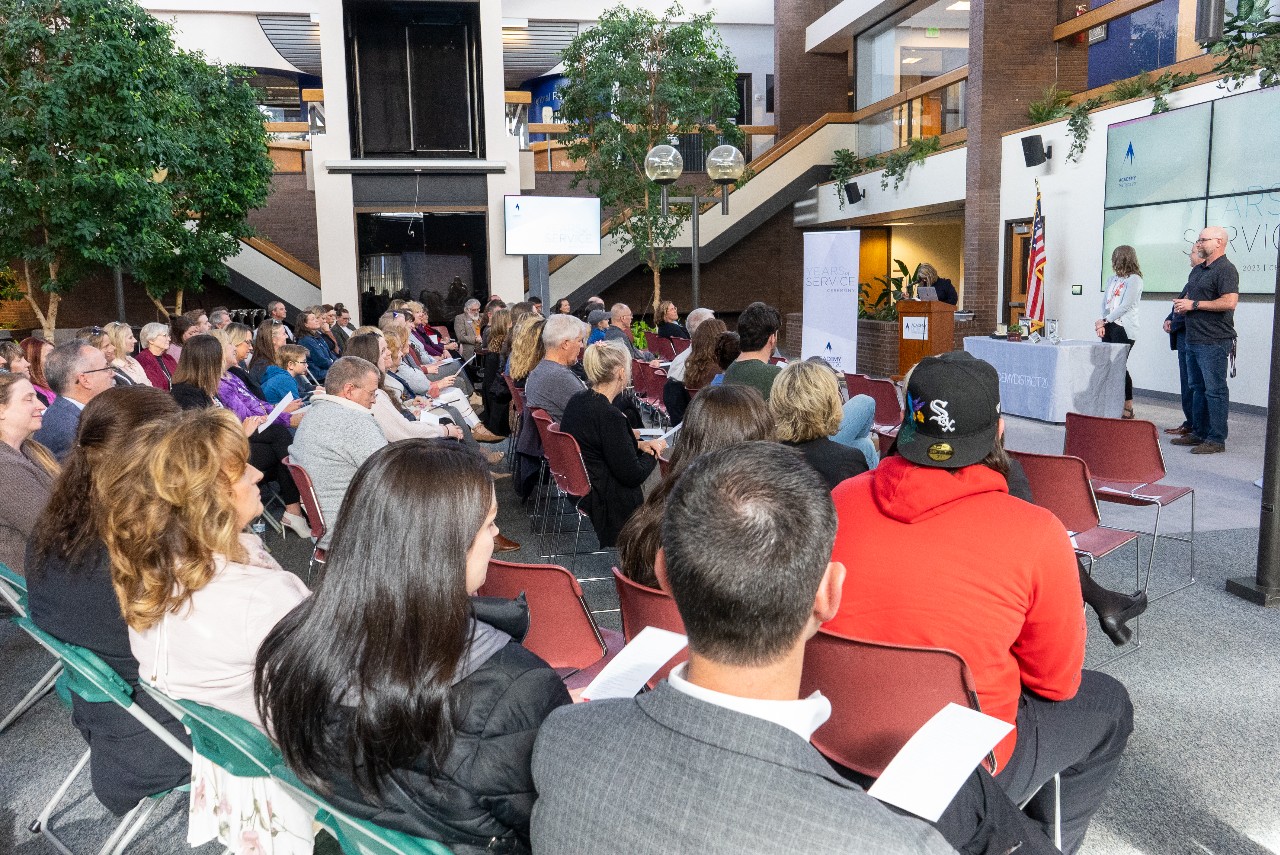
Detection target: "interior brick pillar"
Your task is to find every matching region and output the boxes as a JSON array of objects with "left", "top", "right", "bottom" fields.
[
  {"left": 774, "top": 0, "right": 850, "bottom": 137},
  {"left": 963, "top": 1, "right": 1065, "bottom": 331}
]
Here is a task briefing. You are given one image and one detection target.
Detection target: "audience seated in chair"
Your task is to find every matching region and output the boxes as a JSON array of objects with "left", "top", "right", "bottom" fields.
[
  {"left": 833, "top": 393, "right": 881, "bottom": 468},
  {"left": 531, "top": 441, "right": 956, "bottom": 854},
  {"left": 26, "top": 387, "right": 191, "bottom": 815},
  {"left": 256, "top": 440, "right": 570, "bottom": 855},
  {"left": 19, "top": 337, "right": 57, "bottom": 404},
  {"left": 479, "top": 308, "right": 514, "bottom": 437},
  {"left": 34, "top": 340, "right": 116, "bottom": 462},
  {"left": 249, "top": 318, "right": 288, "bottom": 385},
  {"left": 617, "top": 384, "right": 773, "bottom": 588},
  {"left": 721, "top": 301, "right": 782, "bottom": 401},
  {"left": 603, "top": 302, "right": 657, "bottom": 363},
  {"left": 513, "top": 315, "right": 584, "bottom": 495},
  {"left": 825, "top": 352, "right": 1134, "bottom": 854},
  {"left": 0, "top": 374, "right": 59, "bottom": 573},
  {"left": 296, "top": 305, "right": 337, "bottom": 382},
  {"left": 288, "top": 356, "right": 389, "bottom": 550},
  {"left": 559, "top": 342, "right": 666, "bottom": 549},
  {"left": 662, "top": 308, "right": 716, "bottom": 424},
  {"left": 771, "top": 359, "right": 869, "bottom": 491},
  {"left": 103, "top": 322, "right": 152, "bottom": 388},
  {"left": 261, "top": 343, "right": 310, "bottom": 405}
]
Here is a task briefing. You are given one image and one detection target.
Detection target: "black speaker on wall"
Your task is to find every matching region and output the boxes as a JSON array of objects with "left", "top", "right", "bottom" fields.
[
  {"left": 1195, "top": 0, "right": 1226, "bottom": 44},
  {"left": 1021, "top": 135, "right": 1052, "bottom": 168}
]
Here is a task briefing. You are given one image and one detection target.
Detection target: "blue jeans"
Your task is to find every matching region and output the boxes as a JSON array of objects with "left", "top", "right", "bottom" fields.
[
  {"left": 1185, "top": 340, "right": 1231, "bottom": 444},
  {"left": 1175, "top": 334, "right": 1193, "bottom": 428}
]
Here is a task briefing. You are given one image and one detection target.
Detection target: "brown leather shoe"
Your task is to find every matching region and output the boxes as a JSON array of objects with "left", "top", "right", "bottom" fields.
[
  {"left": 494, "top": 532, "right": 520, "bottom": 553},
  {"left": 485, "top": 450, "right": 505, "bottom": 465},
  {"left": 1164, "top": 425, "right": 1192, "bottom": 435},
  {"left": 1170, "top": 434, "right": 1203, "bottom": 446},
  {"left": 1191, "top": 441, "right": 1226, "bottom": 454},
  {"left": 472, "top": 424, "right": 505, "bottom": 443}
]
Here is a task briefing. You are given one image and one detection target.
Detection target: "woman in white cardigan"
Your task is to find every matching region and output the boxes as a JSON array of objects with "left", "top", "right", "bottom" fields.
[{"left": 1095, "top": 244, "right": 1143, "bottom": 419}]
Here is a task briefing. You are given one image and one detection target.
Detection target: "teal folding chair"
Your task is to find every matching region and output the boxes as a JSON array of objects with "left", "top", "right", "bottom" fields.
[
  {"left": 12, "top": 616, "right": 191, "bottom": 855},
  {"left": 0, "top": 562, "right": 62, "bottom": 733},
  {"left": 140, "top": 686, "right": 454, "bottom": 854},
  {"left": 271, "top": 767, "right": 456, "bottom": 855}
]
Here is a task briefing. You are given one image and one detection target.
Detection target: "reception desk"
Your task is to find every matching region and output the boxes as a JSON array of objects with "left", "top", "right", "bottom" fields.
[{"left": 962, "top": 337, "right": 1130, "bottom": 423}]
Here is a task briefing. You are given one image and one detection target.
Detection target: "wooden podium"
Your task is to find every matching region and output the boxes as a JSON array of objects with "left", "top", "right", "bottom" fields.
[{"left": 897, "top": 300, "right": 955, "bottom": 376}]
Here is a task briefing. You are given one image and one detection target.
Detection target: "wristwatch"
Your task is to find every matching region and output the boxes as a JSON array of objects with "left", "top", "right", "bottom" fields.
[{"left": 1193, "top": 300, "right": 1200, "bottom": 311}]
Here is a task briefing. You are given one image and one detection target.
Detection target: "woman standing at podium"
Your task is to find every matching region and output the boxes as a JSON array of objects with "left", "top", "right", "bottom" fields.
[{"left": 1096, "top": 245, "right": 1143, "bottom": 419}]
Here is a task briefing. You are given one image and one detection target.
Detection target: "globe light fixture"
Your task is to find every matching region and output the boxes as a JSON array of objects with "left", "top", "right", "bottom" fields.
[
  {"left": 644, "top": 144, "right": 683, "bottom": 185},
  {"left": 705, "top": 144, "right": 745, "bottom": 185}
]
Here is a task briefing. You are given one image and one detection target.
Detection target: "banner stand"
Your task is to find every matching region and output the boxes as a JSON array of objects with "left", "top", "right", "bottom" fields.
[{"left": 802, "top": 231, "right": 861, "bottom": 373}]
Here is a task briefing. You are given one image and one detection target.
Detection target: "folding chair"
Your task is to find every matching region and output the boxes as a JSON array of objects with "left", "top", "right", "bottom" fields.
[
  {"left": 13, "top": 616, "right": 191, "bottom": 855},
  {"left": 502, "top": 374, "right": 525, "bottom": 470},
  {"left": 844, "top": 374, "right": 904, "bottom": 429},
  {"left": 1063, "top": 412, "right": 1195, "bottom": 601},
  {"left": 669, "top": 337, "right": 691, "bottom": 355},
  {"left": 611, "top": 569, "right": 687, "bottom": 688},
  {"left": 651, "top": 335, "right": 678, "bottom": 362},
  {"left": 271, "top": 766, "right": 454, "bottom": 855},
  {"left": 539, "top": 425, "right": 612, "bottom": 574},
  {"left": 477, "top": 559, "right": 622, "bottom": 687},
  {"left": 0, "top": 562, "right": 61, "bottom": 734},
  {"left": 528, "top": 408, "right": 562, "bottom": 547},
  {"left": 282, "top": 456, "right": 327, "bottom": 581},
  {"left": 800, "top": 628, "right": 1062, "bottom": 850}
]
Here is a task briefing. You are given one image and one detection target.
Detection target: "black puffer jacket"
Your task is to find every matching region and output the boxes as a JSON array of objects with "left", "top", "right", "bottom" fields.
[{"left": 322, "top": 597, "right": 571, "bottom": 854}]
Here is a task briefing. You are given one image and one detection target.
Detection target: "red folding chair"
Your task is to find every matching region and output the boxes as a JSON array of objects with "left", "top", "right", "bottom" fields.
[
  {"left": 799, "top": 628, "right": 1062, "bottom": 849},
  {"left": 845, "top": 374, "right": 904, "bottom": 429},
  {"left": 282, "top": 456, "right": 326, "bottom": 581},
  {"left": 541, "top": 424, "right": 610, "bottom": 574},
  {"left": 502, "top": 373, "right": 525, "bottom": 470},
  {"left": 478, "top": 559, "right": 622, "bottom": 688},
  {"left": 644, "top": 333, "right": 677, "bottom": 362},
  {"left": 1063, "top": 412, "right": 1195, "bottom": 601},
  {"left": 612, "top": 568, "right": 687, "bottom": 688},
  {"left": 669, "top": 337, "right": 691, "bottom": 355}
]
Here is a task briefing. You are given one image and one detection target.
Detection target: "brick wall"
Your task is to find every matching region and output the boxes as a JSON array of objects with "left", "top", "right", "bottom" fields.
[
  {"left": 963, "top": 1, "right": 1063, "bottom": 333},
  {"left": 246, "top": 173, "right": 320, "bottom": 270},
  {"left": 774, "top": 0, "right": 850, "bottom": 136}
]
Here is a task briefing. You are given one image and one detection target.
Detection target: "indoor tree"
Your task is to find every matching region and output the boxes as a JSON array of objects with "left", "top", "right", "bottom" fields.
[
  {"left": 0, "top": 0, "right": 272, "bottom": 339},
  {"left": 557, "top": 3, "right": 745, "bottom": 317}
]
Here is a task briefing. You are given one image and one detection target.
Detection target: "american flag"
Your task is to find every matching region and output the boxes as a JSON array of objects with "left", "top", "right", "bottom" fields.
[{"left": 1025, "top": 181, "right": 1046, "bottom": 326}]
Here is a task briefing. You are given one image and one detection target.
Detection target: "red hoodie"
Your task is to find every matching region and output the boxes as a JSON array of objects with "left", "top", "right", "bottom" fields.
[{"left": 825, "top": 455, "right": 1085, "bottom": 769}]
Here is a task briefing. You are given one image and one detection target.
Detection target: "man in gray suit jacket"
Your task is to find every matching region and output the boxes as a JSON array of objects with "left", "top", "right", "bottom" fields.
[
  {"left": 34, "top": 341, "right": 115, "bottom": 461},
  {"left": 532, "top": 442, "right": 955, "bottom": 854}
]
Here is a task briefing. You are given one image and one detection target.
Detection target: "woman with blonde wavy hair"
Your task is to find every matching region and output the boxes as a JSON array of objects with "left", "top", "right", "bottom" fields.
[
  {"left": 105, "top": 407, "right": 309, "bottom": 728},
  {"left": 770, "top": 359, "right": 869, "bottom": 490},
  {"left": 508, "top": 315, "right": 546, "bottom": 385},
  {"left": 103, "top": 322, "right": 152, "bottom": 386}
]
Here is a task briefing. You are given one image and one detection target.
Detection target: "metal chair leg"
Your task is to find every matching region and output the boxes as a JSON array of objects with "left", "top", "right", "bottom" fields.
[{"left": 0, "top": 661, "right": 61, "bottom": 733}]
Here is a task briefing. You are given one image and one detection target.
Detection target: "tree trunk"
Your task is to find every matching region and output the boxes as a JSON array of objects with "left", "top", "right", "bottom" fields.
[
  {"left": 18, "top": 258, "right": 59, "bottom": 342},
  {"left": 149, "top": 293, "right": 172, "bottom": 320},
  {"left": 174, "top": 290, "right": 184, "bottom": 315}
]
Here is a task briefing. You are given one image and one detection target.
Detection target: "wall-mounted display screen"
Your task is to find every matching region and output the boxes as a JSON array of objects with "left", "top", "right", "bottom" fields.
[
  {"left": 1104, "top": 103, "right": 1210, "bottom": 208},
  {"left": 1102, "top": 86, "right": 1280, "bottom": 293},
  {"left": 503, "top": 196, "right": 602, "bottom": 256}
]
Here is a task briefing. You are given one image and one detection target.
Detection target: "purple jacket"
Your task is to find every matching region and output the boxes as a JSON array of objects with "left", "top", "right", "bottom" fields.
[{"left": 218, "top": 373, "right": 290, "bottom": 427}]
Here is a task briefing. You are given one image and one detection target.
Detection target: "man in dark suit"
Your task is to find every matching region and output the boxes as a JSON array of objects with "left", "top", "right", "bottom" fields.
[
  {"left": 34, "top": 340, "right": 116, "bottom": 461},
  {"left": 532, "top": 442, "right": 1052, "bottom": 855}
]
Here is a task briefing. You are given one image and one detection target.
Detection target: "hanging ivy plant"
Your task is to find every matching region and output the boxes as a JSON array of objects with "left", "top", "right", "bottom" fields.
[
  {"left": 880, "top": 135, "right": 941, "bottom": 190},
  {"left": 1210, "top": 0, "right": 1280, "bottom": 90},
  {"left": 830, "top": 148, "right": 882, "bottom": 208}
]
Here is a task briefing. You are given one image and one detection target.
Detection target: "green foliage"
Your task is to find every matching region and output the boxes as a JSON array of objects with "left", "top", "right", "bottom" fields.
[
  {"left": 630, "top": 317, "right": 657, "bottom": 350},
  {"left": 557, "top": 3, "right": 745, "bottom": 313},
  {"left": 1105, "top": 70, "right": 1201, "bottom": 113},
  {"left": 1027, "top": 87, "right": 1073, "bottom": 124},
  {"left": 1065, "top": 98, "right": 1104, "bottom": 163},
  {"left": 1209, "top": 0, "right": 1280, "bottom": 90},
  {"left": 857, "top": 259, "right": 919, "bottom": 321},
  {"left": 0, "top": 266, "right": 21, "bottom": 301},
  {"left": 830, "top": 148, "right": 883, "bottom": 209},
  {"left": 0, "top": 0, "right": 272, "bottom": 333},
  {"left": 880, "top": 136, "right": 940, "bottom": 190}
]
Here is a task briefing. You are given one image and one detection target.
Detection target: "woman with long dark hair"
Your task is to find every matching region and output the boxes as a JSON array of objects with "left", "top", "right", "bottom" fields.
[
  {"left": 296, "top": 305, "right": 336, "bottom": 381},
  {"left": 256, "top": 440, "right": 570, "bottom": 853},
  {"left": 617, "top": 384, "right": 774, "bottom": 587},
  {"left": 26, "top": 387, "right": 190, "bottom": 815},
  {"left": 20, "top": 336, "right": 56, "bottom": 404}
]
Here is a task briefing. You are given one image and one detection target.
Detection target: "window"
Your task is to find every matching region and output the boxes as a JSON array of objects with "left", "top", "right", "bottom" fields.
[
  {"left": 346, "top": 2, "right": 484, "bottom": 158},
  {"left": 855, "top": 0, "right": 969, "bottom": 110},
  {"left": 1084, "top": 0, "right": 1200, "bottom": 89}
]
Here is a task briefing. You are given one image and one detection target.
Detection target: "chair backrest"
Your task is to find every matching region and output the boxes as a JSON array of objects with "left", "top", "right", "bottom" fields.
[
  {"left": 529, "top": 407, "right": 554, "bottom": 451},
  {"left": 630, "top": 360, "right": 654, "bottom": 399},
  {"left": 477, "top": 559, "right": 607, "bottom": 670},
  {"left": 799, "top": 628, "right": 990, "bottom": 778},
  {"left": 1063, "top": 412, "right": 1166, "bottom": 485},
  {"left": 542, "top": 426, "right": 592, "bottom": 498},
  {"left": 845, "top": 374, "right": 903, "bottom": 427},
  {"left": 140, "top": 686, "right": 280, "bottom": 777},
  {"left": 282, "top": 456, "right": 326, "bottom": 540},
  {"left": 502, "top": 374, "right": 524, "bottom": 415},
  {"left": 611, "top": 568, "right": 687, "bottom": 686},
  {"left": 652, "top": 335, "right": 678, "bottom": 361},
  {"left": 272, "top": 767, "right": 454, "bottom": 855},
  {"left": 669, "top": 337, "right": 691, "bottom": 355},
  {"left": 1007, "top": 450, "right": 1101, "bottom": 534}
]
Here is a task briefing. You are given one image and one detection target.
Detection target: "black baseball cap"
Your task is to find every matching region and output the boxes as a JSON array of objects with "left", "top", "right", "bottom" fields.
[{"left": 897, "top": 351, "right": 1001, "bottom": 470}]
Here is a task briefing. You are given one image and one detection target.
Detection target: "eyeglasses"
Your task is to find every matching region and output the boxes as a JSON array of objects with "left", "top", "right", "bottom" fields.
[
  {"left": 89, "top": 326, "right": 104, "bottom": 335},
  {"left": 81, "top": 366, "right": 115, "bottom": 376}
]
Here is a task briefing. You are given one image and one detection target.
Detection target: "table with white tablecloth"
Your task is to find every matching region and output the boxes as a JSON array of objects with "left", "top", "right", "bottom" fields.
[{"left": 961, "top": 337, "right": 1131, "bottom": 423}]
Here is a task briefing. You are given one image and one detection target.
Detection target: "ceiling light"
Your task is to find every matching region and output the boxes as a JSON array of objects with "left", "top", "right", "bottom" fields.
[
  {"left": 946, "top": 2, "right": 970, "bottom": 10},
  {"left": 902, "top": 56, "right": 922, "bottom": 64}
]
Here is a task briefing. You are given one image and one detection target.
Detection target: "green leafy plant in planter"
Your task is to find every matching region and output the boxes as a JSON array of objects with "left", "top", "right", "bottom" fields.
[
  {"left": 1027, "top": 87, "right": 1073, "bottom": 123},
  {"left": 1209, "top": 0, "right": 1280, "bottom": 90},
  {"left": 831, "top": 148, "right": 883, "bottom": 209},
  {"left": 880, "top": 136, "right": 941, "bottom": 190},
  {"left": 1106, "top": 70, "right": 1201, "bottom": 113},
  {"left": 630, "top": 318, "right": 657, "bottom": 351},
  {"left": 857, "top": 259, "right": 922, "bottom": 321}
]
